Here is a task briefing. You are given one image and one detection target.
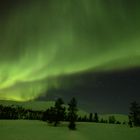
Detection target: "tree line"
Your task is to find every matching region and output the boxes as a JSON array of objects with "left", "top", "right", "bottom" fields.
[
  {"left": 0, "top": 99, "right": 140, "bottom": 129},
  {"left": 0, "top": 97, "right": 78, "bottom": 130},
  {"left": 0, "top": 104, "right": 43, "bottom": 120}
]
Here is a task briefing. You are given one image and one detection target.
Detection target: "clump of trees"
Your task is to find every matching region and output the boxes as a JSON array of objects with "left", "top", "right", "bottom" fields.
[
  {"left": 42, "top": 98, "right": 66, "bottom": 126},
  {"left": 109, "top": 116, "right": 116, "bottom": 124},
  {"left": 42, "top": 97, "right": 78, "bottom": 130},
  {"left": 129, "top": 101, "right": 140, "bottom": 127}
]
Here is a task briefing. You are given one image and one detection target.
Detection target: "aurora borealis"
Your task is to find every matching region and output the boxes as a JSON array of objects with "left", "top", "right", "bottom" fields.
[{"left": 0, "top": 0, "right": 140, "bottom": 102}]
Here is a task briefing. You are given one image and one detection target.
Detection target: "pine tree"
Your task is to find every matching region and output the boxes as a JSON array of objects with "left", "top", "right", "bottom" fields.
[
  {"left": 94, "top": 113, "right": 99, "bottom": 123},
  {"left": 54, "top": 98, "right": 65, "bottom": 126},
  {"left": 89, "top": 113, "right": 93, "bottom": 122},
  {"left": 129, "top": 101, "right": 140, "bottom": 127},
  {"left": 68, "top": 97, "right": 78, "bottom": 130}
]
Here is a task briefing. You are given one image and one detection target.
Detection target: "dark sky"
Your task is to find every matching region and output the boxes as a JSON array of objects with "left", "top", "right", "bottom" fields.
[
  {"left": 39, "top": 68, "right": 140, "bottom": 114},
  {"left": 0, "top": 0, "right": 140, "bottom": 114}
]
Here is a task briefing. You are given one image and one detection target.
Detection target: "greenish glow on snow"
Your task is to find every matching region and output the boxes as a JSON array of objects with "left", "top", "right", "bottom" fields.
[{"left": 0, "top": 120, "right": 140, "bottom": 140}]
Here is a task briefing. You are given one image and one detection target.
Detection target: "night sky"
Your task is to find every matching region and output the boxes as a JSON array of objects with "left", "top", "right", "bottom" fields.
[{"left": 0, "top": 0, "right": 140, "bottom": 113}]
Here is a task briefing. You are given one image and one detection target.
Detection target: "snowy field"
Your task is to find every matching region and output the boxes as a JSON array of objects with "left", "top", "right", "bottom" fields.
[{"left": 0, "top": 120, "right": 140, "bottom": 140}]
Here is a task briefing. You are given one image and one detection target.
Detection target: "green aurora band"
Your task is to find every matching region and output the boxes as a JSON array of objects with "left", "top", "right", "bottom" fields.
[{"left": 0, "top": 0, "right": 140, "bottom": 101}]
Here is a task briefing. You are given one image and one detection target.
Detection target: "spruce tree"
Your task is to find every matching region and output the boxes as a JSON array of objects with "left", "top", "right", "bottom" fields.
[
  {"left": 54, "top": 98, "right": 65, "bottom": 126},
  {"left": 89, "top": 113, "right": 93, "bottom": 122},
  {"left": 94, "top": 113, "right": 99, "bottom": 123},
  {"left": 129, "top": 101, "right": 140, "bottom": 127},
  {"left": 68, "top": 97, "right": 78, "bottom": 130}
]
